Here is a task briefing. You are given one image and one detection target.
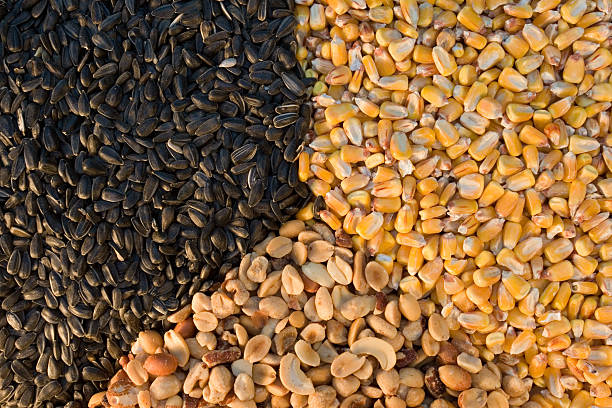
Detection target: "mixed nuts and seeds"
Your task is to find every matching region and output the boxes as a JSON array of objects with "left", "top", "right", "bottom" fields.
[{"left": 1, "top": 0, "right": 612, "bottom": 407}]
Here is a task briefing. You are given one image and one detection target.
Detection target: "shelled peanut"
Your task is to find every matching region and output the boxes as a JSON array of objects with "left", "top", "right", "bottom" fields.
[
  {"left": 295, "top": 0, "right": 612, "bottom": 406},
  {"left": 88, "top": 221, "right": 534, "bottom": 408}
]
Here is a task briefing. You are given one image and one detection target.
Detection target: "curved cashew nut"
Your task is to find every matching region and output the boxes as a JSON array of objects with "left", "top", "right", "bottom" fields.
[
  {"left": 349, "top": 337, "right": 396, "bottom": 371},
  {"left": 294, "top": 340, "right": 321, "bottom": 367},
  {"left": 279, "top": 353, "right": 315, "bottom": 395}
]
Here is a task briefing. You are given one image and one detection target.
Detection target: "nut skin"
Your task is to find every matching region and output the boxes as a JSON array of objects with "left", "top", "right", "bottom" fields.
[
  {"left": 424, "top": 367, "right": 446, "bottom": 398},
  {"left": 143, "top": 353, "right": 178, "bottom": 377},
  {"left": 174, "top": 318, "right": 197, "bottom": 339},
  {"left": 437, "top": 341, "right": 459, "bottom": 365}
]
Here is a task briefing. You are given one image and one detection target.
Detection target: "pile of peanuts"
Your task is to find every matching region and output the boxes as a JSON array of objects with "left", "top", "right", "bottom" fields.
[
  {"left": 88, "top": 221, "right": 543, "bottom": 408},
  {"left": 293, "top": 0, "right": 612, "bottom": 406}
]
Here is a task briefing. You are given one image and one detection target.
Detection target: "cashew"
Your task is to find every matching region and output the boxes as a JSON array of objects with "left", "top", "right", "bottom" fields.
[
  {"left": 349, "top": 337, "right": 396, "bottom": 371},
  {"left": 279, "top": 354, "right": 315, "bottom": 395},
  {"left": 294, "top": 339, "right": 321, "bottom": 367}
]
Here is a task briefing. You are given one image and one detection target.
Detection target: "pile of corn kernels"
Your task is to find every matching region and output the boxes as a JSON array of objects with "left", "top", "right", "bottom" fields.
[{"left": 294, "top": 0, "right": 612, "bottom": 406}]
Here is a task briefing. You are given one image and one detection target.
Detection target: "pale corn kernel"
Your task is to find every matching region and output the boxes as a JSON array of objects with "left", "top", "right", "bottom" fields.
[
  {"left": 522, "top": 24, "right": 549, "bottom": 52},
  {"left": 457, "top": 6, "right": 484, "bottom": 32},
  {"left": 421, "top": 85, "right": 449, "bottom": 108},
  {"left": 325, "top": 103, "right": 359, "bottom": 126},
  {"left": 432, "top": 46, "right": 458, "bottom": 76},
  {"left": 499, "top": 67, "right": 528, "bottom": 92},
  {"left": 564, "top": 54, "right": 586, "bottom": 84}
]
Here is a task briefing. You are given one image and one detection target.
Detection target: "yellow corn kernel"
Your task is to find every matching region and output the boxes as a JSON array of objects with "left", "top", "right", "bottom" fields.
[
  {"left": 522, "top": 24, "right": 549, "bottom": 51},
  {"left": 503, "top": 35, "right": 530, "bottom": 59},
  {"left": 389, "top": 132, "right": 412, "bottom": 161},
  {"left": 373, "top": 47, "right": 395, "bottom": 77},
  {"left": 347, "top": 67, "right": 364, "bottom": 94},
  {"left": 524, "top": 188, "right": 542, "bottom": 216},
  {"left": 477, "top": 43, "right": 506, "bottom": 71},
  {"left": 589, "top": 83, "right": 612, "bottom": 102},
  {"left": 325, "top": 103, "right": 359, "bottom": 126},
  {"left": 463, "top": 81, "right": 487, "bottom": 112},
  {"left": 457, "top": 173, "right": 485, "bottom": 200},
  {"left": 584, "top": 319, "right": 612, "bottom": 339},
  {"left": 372, "top": 197, "right": 401, "bottom": 213},
  {"left": 319, "top": 210, "right": 342, "bottom": 230},
  {"left": 327, "top": 0, "right": 350, "bottom": 14},
  {"left": 548, "top": 96, "right": 573, "bottom": 119},
  {"left": 347, "top": 190, "right": 371, "bottom": 211},
  {"left": 433, "top": 119, "right": 459, "bottom": 147},
  {"left": 368, "top": 5, "right": 393, "bottom": 24},
  {"left": 330, "top": 37, "right": 347, "bottom": 67},
  {"left": 421, "top": 85, "right": 449, "bottom": 107},
  {"left": 555, "top": 27, "right": 585, "bottom": 52},
  {"left": 498, "top": 67, "right": 528, "bottom": 92},
  {"left": 356, "top": 211, "right": 383, "bottom": 240},
  {"left": 463, "top": 32, "right": 486, "bottom": 51},
  {"left": 501, "top": 129, "right": 522, "bottom": 156},
  {"left": 506, "top": 103, "right": 534, "bottom": 123},
  {"left": 353, "top": 97, "right": 380, "bottom": 118},
  {"left": 398, "top": 0, "right": 419, "bottom": 26},
  {"left": 379, "top": 101, "right": 409, "bottom": 120},
  {"left": 493, "top": 190, "right": 517, "bottom": 219},
  {"left": 362, "top": 54, "right": 380, "bottom": 82},
  {"left": 432, "top": 46, "right": 458, "bottom": 76},
  {"left": 519, "top": 125, "right": 548, "bottom": 147},
  {"left": 476, "top": 181, "right": 503, "bottom": 208},
  {"left": 458, "top": 311, "right": 490, "bottom": 330},
  {"left": 413, "top": 45, "right": 434, "bottom": 64},
  {"left": 474, "top": 96, "right": 502, "bottom": 119},
  {"left": 563, "top": 54, "right": 585, "bottom": 84},
  {"left": 457, "top": 6, "right": 484, "bottom": 32},
  {"left": 560, "top": 0, "right": 587, "bottom": 24},
  {"left": 506, "top": 169, "right": 535, "bottom": 191},
  {"left": 310, "top": 4, "right": 326, "bottom": 30}
]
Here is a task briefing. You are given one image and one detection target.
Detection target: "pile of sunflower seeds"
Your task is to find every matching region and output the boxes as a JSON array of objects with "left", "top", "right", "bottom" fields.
[{"left": 0, "top": 0, "right": 311, "bottom": 407}]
